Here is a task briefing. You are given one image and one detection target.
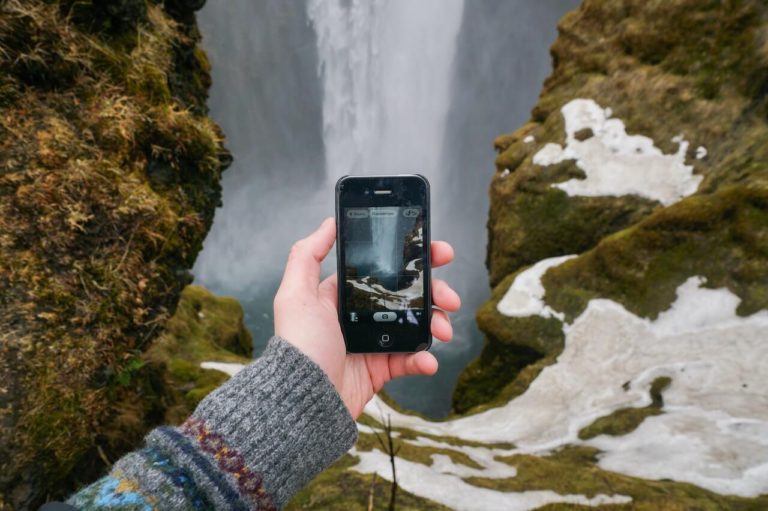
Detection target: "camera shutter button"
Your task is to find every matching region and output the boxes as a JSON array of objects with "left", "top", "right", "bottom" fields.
[{"left": 373, "top": 312, "right": 397, "bottom": 322}]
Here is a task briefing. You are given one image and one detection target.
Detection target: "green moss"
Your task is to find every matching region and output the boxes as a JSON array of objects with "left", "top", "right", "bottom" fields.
[
  {"left": 452, "top": 336, "right": 545, "bottom": 414},
  {"left": 543, "top": 185, "right": 768, "bottom": 321},
  {"left": 142, "top": 285, "right": 252, "bottom": 421},
  {"left": 487, "top": 174, "right": 657, "bottom": 287},
  {"left": 286, "top": 454, "right": 451, "bottom": 511},
  {"left": 578, "top": 376, "right": 672, "bottom": 440},
  {"left": 455, "top": 353, "right": 559, "bottom": 417},
  {"left": 463, "top": 445, "right": 768, "bottom": 510},
  {"left": 395, "top": 428, "right": 516, "bottom": 451},
  {"left": 356, "top": 432, "right": 483, "bottom": 470}
]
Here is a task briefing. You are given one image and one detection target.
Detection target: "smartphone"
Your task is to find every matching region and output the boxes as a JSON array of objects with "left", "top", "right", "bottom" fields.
[{"left": 335, "top": 175, "right": 432, "bottom": 353}]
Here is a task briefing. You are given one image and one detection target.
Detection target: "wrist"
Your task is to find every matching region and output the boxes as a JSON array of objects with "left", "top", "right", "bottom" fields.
[{"left": 152, "top": 336, "right": 358, "bottom": 508}]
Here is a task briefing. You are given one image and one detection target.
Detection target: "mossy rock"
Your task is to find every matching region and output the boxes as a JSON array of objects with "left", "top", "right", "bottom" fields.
[
  {"left": 457, "top": 0, "right": 768, "bottom": 419},
  {"left": 143, "top": 285, "right": 252, "bottom": 424},
  {"left": 543, "top": 184, "right": 768, "bottom": 321},
  {"left": 0, "top": 1, "right": 229, "bottom": 508},
  {"left": 446, "top": 1, "right": 768, "bottom": 506},
  {"left": 453, "top": 265, "right": 565, "bottom": 414},
  {"left": 577, "top": 376, "right": 671, "bottom": 441},
  {"left": 486, "top": 0, "right": 768, "bottom": 285}
]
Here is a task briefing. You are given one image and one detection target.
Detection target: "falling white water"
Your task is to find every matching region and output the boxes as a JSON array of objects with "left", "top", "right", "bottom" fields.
[
  {"left": 307, "top": 0, "right": 465, "bottom": 180},
  {"left": 370, "top": 211, "right": 400, "bottom": 276},
  {"left": 195, "top": 0, "right": 576, "bottom": 417}
]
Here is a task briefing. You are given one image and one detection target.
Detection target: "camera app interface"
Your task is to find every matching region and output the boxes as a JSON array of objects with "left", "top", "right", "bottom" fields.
[{"left": 343, "top": 206, "right": 424, "bottom": 326}]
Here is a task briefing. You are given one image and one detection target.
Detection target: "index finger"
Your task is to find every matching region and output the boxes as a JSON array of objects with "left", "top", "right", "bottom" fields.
[
  {"left": 431, "top": 241, "right": 454, "bottom": 268},
  {"left": 279, "top": 217, "right": 336, "bottom": 293}
]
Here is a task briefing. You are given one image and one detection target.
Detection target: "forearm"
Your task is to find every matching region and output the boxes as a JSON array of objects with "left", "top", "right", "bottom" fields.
[{"left": 66, "top": 336, "right": 358, "bottom": 510}]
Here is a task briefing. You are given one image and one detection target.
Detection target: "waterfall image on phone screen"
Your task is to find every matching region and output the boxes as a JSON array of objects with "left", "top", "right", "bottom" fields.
[{"left": 344, "top": 207, "right": 423, "bottom": 312}]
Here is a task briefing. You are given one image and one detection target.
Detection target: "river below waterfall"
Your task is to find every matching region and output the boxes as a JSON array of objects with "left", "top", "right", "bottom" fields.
[{"left": 193, "top": 0, "right": 579, "bottom": 418}]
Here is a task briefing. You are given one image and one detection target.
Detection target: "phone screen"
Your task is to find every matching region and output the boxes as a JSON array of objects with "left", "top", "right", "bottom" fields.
[
  {"left": 343, "top": 206, "right": 424, "bottom": 321},
  {"left": 336, "top": 176, "right": 431, "bottom": 353}
]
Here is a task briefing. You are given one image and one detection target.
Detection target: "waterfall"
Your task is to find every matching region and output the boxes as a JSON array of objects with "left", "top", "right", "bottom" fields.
[
  {"left": 194, "top": 0, "right": 577, "bottom": 417},
  {"left": 369, "top": 210, "right": 401, "bottom": 284},
  {"left": 307, "top": 0, "right": 465, "bottom": 181}
]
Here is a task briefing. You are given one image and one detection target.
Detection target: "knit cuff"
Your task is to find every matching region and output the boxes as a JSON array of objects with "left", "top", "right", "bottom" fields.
[{"left": 148, "top": 336, "right": 359, "bottom": 509}]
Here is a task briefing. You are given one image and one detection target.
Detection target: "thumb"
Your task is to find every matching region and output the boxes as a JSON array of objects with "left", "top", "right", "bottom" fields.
[{"left": 279, "top": 217, "right": 336, "bottom": 292}]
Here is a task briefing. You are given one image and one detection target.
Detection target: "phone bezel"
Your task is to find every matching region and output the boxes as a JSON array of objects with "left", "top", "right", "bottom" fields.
[{"left": 335, "top": 174, "right": 432, "bottom": 354}]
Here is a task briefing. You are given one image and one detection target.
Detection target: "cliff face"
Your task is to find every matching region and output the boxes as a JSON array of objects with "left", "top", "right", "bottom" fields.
[
  {"left": 454, "top": 0, "right": 768, "bottom": 414},
  {"left": 0, "top": 1, "right": 230, "bottom": 507},
  {"left": 434, "top": 0, "right": 768, "bottom": 505}
]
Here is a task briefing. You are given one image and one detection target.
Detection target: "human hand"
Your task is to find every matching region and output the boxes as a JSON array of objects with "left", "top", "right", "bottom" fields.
[{"left": 273, "top": 217, "right": 460, "bottom": 419}]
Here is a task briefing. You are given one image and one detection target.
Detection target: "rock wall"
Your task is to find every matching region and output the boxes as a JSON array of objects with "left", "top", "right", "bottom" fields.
[
  {"left": 454, "top": 0, "right": 768, "bottom": 415},
  {"left": 0, "top": 1, "right": 231, "bottom": 507}
]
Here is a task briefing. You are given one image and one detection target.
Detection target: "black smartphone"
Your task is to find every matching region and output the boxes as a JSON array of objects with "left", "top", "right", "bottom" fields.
[{"left": 335, "top": 175, "right": 432, "bottom": 353}]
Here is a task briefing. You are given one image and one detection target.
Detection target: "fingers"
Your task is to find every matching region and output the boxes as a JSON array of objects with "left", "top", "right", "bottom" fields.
[
  {"left": 431, "top": 308, "right": 452, "bottom": 342},
  {"left": 432, "top": 278, "right": 460, "bottom": 312},
  {"left": 279, "top": 217, "right": 336, "bottom": 293},
  {"left": 431, "top": 241, "right": 454, "bottom": 268},
  {"left": 387, "top": 351, "right": 438, "bottom": 380}
]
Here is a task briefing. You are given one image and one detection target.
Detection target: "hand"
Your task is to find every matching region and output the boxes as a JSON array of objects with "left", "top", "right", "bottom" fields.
[{"left": 273, "top": 217, "right": 460, "bottom": 419}]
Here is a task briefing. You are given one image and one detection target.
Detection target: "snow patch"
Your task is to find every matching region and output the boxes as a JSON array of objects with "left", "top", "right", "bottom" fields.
[
  {"left": 696, "top": 145, "right": 708, "bottom": 159},
  {"left": 347, "top": 270, "right": 423, "bottom": 309},
  {"left": 200, "top": 361, "right": 246, "bottom": 377},
  {"left": 532, "top": 99, "right": 703, "bottom": 205},
  {"left": 523, "top": 135, "right": 535, "bottom": 143},
  {"left": 350, "top": 447, "right": 632, "bottom": 510},
  {"left": 364, "top": 277, "right": 768, "bottom": 497},
  {"left": 497, "top": 255, "right": 577, "bottom": 320}
]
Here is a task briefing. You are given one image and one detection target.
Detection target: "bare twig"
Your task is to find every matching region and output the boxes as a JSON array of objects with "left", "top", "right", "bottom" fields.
[
  {"left": 96, "top": 444, "right": 112, "bottom": 467},
  {"left": 115, "top": 227, "right": 137, "bottom": 272},
  {"left": 367, "top": 472, "right": 377, "bottom": 511},
  {"left": 373, "top": 412, "right": 399, "bottom": 511}
]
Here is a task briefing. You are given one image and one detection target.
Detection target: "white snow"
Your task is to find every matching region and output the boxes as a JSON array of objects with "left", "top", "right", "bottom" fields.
[
  {"left": 347, "top": 272, "right": 423, "bottom": 309},
  {"left": 412, "top": 227, "right": 423, "bottom": 245},
  {"left": 532, "top": 99, "right": 703, "bottom": 205},
  {"left": 499, "top": 168, "right": 510, "bottom": 178},
  {"left": 696, "top": 145, "right": 708, "bottom": 159},
  {"left": 496, "top": 255, "right": 577, "bottom": 320},
  {"left": 201, "top": 276, "right": 768, "bottom": 501},
  {"left": 350, "top": 447, "right": 631, "bottom": 511},
  {"left": 523, "top": 135, "right": 535, "bottom": 143},
  {"left": 404, "top": 257, "right": 420, "bottom": 271},
  {"left": 362, "top": 277, "right": 768, "bottom": 497},
  {"left": 200, "top": 361, "right": 246, "bottom": 377}
]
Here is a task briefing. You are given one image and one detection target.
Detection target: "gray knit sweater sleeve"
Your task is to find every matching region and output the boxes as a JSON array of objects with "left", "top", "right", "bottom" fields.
[{"left": 66, "top": 336, "right": 359, "bottom": 510}]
